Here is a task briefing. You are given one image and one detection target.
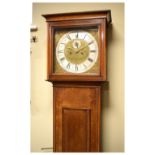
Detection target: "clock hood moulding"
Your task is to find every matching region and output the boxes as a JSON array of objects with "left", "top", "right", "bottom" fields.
[{"left": 42, "top": 10, "right": 112, "bottom": 24}]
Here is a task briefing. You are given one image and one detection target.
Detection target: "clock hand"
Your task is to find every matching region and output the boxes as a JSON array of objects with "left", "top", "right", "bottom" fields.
[
  {"left": 75, "top": 45, "right": 88, "bottom": 54},
  {"left": 75, "top": 40, "right": 94, "bottom": 54},
  {"left": 67, "top": 47, "right": 77, "bottom": 54},
  {"left": 66, "top": 47, "right": 72, "bottom": 50}
]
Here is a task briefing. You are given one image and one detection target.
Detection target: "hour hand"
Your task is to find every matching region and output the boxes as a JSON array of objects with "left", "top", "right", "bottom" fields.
[
  {"left": 66, "top": 47, "right": 72, "bottom": 50},
  {"left": 75, "top": 45, "right": 87, "bottom": 54}
]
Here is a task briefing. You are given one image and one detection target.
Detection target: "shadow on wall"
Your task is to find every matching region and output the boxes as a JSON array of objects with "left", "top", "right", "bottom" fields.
[
  {"left": 101, "top": 81, "right": 109, "bottom": 152},
  {"left": 100, "top": 23, "right": 113, "bottom": 152}
]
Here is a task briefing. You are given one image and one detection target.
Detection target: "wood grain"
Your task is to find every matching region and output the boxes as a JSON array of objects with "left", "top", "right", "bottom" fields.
[
  {"left": 62, "top": 108, "right": 90, "bottom": 152},
  {"left": 53, "top": 82, "right": 101, "bottom": 152},
  {"left": 42, "top": 10, "right": 111, "bottom": 24}
]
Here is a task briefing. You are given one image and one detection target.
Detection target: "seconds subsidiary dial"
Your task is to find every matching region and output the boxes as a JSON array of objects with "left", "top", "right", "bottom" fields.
[{"left": 56, "top": 30, "right": 98, "bottom": 73}]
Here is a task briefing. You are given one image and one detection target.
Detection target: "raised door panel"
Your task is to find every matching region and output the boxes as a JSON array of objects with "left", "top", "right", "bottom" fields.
[
  {"left": 53, "top": 85, "right": 101, "bottom": 152},
  {"left": 62, "top": 108, "right": 90, "bottom": 152}
]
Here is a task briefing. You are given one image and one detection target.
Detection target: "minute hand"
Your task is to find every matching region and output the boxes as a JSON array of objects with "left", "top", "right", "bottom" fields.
[
  {"left": 75, "top": 41, "right": 94, "bottom": 54},
  {"left": 75, "top": 45, "right": 88, "bottom": 54}
]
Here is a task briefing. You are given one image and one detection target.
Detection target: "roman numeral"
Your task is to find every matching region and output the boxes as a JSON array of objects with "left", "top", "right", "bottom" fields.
[
  {"left": 60, "top": 57, "right": 65, "bottom": 61},
  {"left": 83, "top": 64, "right": 87, "bottom": 68},
  {"left": 90, "top": 50, "right": 96, "bottom": 53},
  {"left": 75, "top": 65, "right": 78, "bottom": 71},
  {"left": 58, "top": 50, "right": 64, "bottom": 53},
  {"left": 88, "top": 58, "right": 93, "bottom": 62},
  {"left": 66, "top": 34, "right": 71, "bottom": 40},
  {"left": 83, "top": 34, "right": 87, "bottom": 40},
  {"left": 76, "top": 32, "right": 78, "bottom": 39},
  {"left": 88, "top": 41, "right": 94, "bottom": 45},
  {"left": 66, "top": 63, "right": 70, "bottom": 69}
]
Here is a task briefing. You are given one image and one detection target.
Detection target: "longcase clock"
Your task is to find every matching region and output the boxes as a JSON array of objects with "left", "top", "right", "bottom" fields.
[{"left": 43, "top": 10, "right": 112, "bottom": 152}]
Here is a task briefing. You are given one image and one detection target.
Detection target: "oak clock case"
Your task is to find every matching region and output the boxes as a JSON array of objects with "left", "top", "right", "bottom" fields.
[{"left": 43, "top": 10, "right": 111, "bottom": 152}]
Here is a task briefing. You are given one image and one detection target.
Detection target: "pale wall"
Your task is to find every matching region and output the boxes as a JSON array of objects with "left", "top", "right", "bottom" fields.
[{"left": 31, "top": 3, "right": 124, "bottom": 152}]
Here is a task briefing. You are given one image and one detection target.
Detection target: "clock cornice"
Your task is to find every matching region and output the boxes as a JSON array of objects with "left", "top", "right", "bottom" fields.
[{"left": 42, "top": 10, "right": 111, "bottom": 24}]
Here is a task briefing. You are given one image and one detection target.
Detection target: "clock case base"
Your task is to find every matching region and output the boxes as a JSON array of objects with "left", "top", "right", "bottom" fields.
[{"left": 53, "top": 82, "right": 104, "bottom": 152}]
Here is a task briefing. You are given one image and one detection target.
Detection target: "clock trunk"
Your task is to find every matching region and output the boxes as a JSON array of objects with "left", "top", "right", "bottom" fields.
[{"left": 53, "top": 82, "right": 101, "bottom": 152}]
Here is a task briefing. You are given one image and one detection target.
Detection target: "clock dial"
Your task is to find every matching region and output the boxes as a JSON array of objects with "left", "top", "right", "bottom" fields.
[{"left": 56, "top": 30, "right": 98, "bottom": 73}]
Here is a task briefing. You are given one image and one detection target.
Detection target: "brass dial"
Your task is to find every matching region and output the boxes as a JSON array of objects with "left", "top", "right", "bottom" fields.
[{"left": 56, "top": 30, "right": 98, "bottom": 73}]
